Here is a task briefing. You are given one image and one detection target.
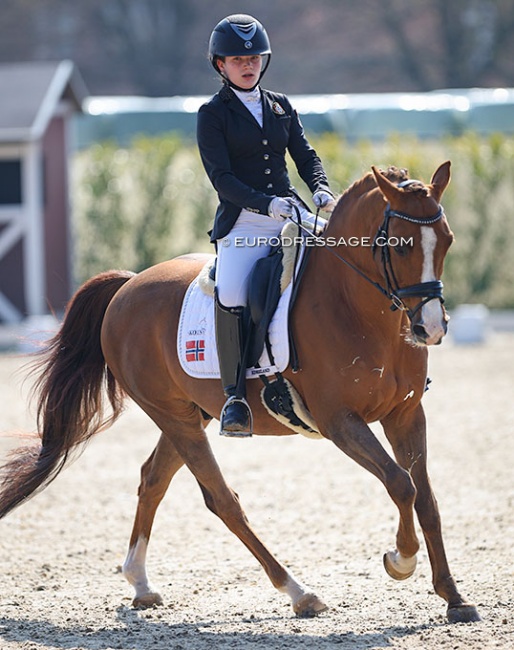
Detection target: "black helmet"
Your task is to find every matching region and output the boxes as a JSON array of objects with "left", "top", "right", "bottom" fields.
[{"left": 209, "top": 14, "right": 272, "bottom": 88}]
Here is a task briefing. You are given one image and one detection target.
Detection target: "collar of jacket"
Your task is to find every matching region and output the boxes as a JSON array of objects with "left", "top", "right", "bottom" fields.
[
  {"left": 218, "top": 85, "right": 290, "bottom": 132},
  {"left": 220, "top": 84, "right": 241, "bottom": 102},
  {"left": 218, "top": 84, "right": 263, "bottom": 127}
]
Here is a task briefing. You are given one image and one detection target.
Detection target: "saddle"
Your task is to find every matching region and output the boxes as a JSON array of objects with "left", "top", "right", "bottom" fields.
[
  {"left": 246, "top": 243, "right": 320, "bottom": 436},
  {"left": 200, "top": 220, "right": 320, "bottom": 436},
  {"left": 204, "top": 220, "right": 303, "bottom": 368},
  {"left": 245, "top": 242, "right": 289, "bottom": 368}
]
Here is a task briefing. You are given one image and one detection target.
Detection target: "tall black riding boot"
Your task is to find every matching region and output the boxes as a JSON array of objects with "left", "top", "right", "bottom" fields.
[{"left": 215, "top": 295, "right": 253, "bottom": 437}]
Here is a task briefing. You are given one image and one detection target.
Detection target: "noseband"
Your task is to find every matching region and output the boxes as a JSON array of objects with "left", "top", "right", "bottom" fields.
[{"left": 372, "top": 202, "right": 445, "bottom": 320}]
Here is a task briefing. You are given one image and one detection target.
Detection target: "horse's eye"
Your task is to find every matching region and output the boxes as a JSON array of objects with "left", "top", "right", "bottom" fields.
[{"left": 394, "top": 244, "right": 410, "bottom": 257}]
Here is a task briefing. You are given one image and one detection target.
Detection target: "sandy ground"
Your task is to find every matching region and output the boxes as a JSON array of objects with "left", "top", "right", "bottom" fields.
[{"left": 0, "top": 331, "right": 512, "bottom": 650}]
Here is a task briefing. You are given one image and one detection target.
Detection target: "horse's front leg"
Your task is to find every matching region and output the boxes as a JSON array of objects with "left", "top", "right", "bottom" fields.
[
  {"left": 324, "top": 410, "right": 421, "bottom": 572},
  {"left": 382, "top": 405, "right": 480, "bottom": 623}
]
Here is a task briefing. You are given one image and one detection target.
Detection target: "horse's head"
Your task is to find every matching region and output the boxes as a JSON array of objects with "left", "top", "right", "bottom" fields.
[{"left": 369, "top": 161, "right": 454, "bottom": 346}]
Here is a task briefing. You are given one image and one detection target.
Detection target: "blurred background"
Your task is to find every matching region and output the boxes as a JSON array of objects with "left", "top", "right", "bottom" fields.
[
  {"left": 0, "top": 0, "right": 513, "bottom": 344},
  {"left": 3, "top": 0, "right": 513, "bottom": 95}
]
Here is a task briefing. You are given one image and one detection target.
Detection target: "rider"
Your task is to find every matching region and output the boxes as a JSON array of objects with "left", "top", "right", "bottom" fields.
[{"left": 197, "top": 14, "right": 334, "bottom": 437}]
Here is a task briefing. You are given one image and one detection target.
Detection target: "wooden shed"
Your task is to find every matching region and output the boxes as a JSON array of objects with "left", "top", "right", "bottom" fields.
[{"left": 0, "top": 60, "right": 87, "bottom": 323}]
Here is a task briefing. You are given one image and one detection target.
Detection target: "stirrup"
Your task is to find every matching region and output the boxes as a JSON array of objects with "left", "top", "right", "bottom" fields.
[{"left": 219, "top": 396, "right": 253, "bottom": 438}]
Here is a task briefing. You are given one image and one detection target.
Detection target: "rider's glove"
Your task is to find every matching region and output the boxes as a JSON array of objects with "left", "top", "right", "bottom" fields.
[
  {"left": 312, "top": 190, "right": 334, "bottom": 211},
  {"left": 268, "top": 197, "right": 294, "bottom": 221}
]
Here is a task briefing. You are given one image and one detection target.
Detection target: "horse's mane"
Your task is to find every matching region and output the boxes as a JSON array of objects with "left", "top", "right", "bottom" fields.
[{"left": 339, "top": 166, "right": 428, "bottom": 205}]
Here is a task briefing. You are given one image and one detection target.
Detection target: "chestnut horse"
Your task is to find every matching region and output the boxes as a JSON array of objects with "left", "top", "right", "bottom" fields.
[{"left": 0, "top": 162, "right": 480, "bottom": 623}]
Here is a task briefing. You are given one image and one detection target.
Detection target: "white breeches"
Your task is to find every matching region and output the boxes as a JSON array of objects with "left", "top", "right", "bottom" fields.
[{"left": 215, "top": 204, "right": 325, "bottom": 308}]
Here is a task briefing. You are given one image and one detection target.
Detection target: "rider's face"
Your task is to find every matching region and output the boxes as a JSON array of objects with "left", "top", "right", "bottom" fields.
[{"left": 217, "top": 55, "right": 263, "bottom": 89}]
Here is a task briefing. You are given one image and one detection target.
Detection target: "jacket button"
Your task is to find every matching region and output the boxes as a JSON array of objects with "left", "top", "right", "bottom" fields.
[
  {"left": 267, "top": 183, "right": 273, "bottom": 189},
  {"left": 263, "top": 153, "right": 270, "bottom": 160},
  {"left": 264, "top": 168, "right": 271, "bottom": 174},
  {"left": 262, "top": 139, "right": 268, "bottom": 145}
]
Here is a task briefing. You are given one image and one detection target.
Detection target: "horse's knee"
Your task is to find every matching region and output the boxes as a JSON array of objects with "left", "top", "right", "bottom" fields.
[{"left": 386, "top": 465, "right": 417, "bottom": 509}]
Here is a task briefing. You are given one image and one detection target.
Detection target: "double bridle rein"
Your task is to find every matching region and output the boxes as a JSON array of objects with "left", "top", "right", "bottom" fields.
[{"left": 293, "top": 190, "right": 446, "bottom": 323}]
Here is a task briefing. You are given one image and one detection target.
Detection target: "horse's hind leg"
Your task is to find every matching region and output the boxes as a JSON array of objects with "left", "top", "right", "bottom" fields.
[
  {"left": 122, "top": 432, "right": 185, "bottom": 607},
  {"left": 151, "top": 408, "right": 327, "bottom": 617},
  {"left": 383, "top": 406, "right": 480, "bottom": 622}
]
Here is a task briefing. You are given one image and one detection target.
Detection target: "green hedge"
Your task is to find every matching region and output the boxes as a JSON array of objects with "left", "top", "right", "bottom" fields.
[{"left": 72, "top": 132, "right": 514, "bottom": 308}]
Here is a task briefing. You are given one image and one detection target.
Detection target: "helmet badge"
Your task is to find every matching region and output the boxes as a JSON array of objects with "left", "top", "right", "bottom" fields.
[{"left": 230, "top": 21, "right": 257, "bottom": 42}]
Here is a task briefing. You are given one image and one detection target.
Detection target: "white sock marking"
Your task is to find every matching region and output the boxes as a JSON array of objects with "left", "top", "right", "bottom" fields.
[{"left": 122, "top": 536, "right": 153, "bottom": 598}]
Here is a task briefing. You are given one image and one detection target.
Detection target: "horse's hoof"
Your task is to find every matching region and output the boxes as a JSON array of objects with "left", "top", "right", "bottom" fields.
[
  {"left": 132, "top": 592, "right": 163, "bottom": 608},
  {"left": 383, "top": 550, "right": 417, "bottom": 580},
  {"left": 447, "top": 603, "right": 481, "bottom": 623},
  {"left": 293, "top": 593, "right": 328, "bottom": 618}
]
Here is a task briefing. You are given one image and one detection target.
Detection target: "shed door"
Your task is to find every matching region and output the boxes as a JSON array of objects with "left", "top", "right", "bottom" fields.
[{"left": 0, "top": 158, "right": 25, "bottom": 322}]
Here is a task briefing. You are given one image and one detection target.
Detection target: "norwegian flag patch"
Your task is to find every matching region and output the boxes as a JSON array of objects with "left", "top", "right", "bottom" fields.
[{"left": 185, "top": 339, "right": 205, "bottom": 362}]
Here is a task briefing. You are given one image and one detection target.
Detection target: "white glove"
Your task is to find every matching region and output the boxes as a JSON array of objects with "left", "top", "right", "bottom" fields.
[
  {"left": 268, "top": 197, "right": 294, "bottom": 221},
  {"left": 312, "top": 190, "right": 334, "bottom": 209}
]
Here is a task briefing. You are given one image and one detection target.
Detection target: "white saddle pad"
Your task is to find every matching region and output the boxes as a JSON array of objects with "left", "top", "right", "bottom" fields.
[{"left": 177, "top": 277, "right": 293, "bottom": 380}]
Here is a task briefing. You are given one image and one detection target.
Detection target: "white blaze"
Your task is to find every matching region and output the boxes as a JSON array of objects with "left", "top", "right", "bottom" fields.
[{"left": 420, "top": 226, "right": 445, "bottom": 343}]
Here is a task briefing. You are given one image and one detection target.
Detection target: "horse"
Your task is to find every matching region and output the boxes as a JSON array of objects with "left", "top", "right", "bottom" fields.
[{"left": 0, "top": 161, "right": 480, "bottom": 623}]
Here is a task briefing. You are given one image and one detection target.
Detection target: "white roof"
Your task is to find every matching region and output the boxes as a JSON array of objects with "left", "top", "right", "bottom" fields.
[{"left": 0, "top": 60, "right": 88, "bottom": 143}]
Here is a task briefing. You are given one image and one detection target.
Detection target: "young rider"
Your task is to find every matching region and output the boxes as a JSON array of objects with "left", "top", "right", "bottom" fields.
[{"left": 197, "top": 14, "right": 334, "bottom": 437}]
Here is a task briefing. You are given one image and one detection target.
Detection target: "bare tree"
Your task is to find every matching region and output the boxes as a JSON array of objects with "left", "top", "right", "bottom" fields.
[
  {"left": 90, "top": 0, "right": 197, "bottom": 95},
  {"left": 368, "top": 0, "right": 512, "bottom": 90},
  {"left": 1, "top": 0, "right": 513, "bottom": 95}
]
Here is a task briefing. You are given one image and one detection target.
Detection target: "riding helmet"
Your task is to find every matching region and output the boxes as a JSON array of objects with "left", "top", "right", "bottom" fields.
[{"left": 208, "top": 14, "right": 272, "bottom": 87}]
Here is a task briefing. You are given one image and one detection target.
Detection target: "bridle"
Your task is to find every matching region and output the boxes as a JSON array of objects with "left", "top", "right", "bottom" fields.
[
  {"left": 292, "top": 188, "right": 446, "bottom": 324},
  {"left": 372, "top": 201, "right": 445, "bottom": 320}
]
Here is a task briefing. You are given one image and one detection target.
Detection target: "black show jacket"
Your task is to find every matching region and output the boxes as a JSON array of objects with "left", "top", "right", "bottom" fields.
[{"left": 197, "top": 84, "right": 332, "bottom": 242}]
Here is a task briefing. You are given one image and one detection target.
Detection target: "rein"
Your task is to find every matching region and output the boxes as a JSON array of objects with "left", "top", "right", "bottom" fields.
[{"left": 291, "top": 198, "right": 445, "bottom": 322}]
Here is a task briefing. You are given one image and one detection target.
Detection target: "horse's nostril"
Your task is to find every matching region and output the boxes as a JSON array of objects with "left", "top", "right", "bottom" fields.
[{"left": 412, "top": 323, "right": 427, "bottom": 341}]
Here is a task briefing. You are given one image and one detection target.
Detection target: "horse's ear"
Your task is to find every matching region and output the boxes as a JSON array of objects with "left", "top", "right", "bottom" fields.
[
  {"left": 429, "top": 161, "right": 451, "bottom": 202},
  {"left": 371, "top": 166, "right": 400, "bottom": 203}
]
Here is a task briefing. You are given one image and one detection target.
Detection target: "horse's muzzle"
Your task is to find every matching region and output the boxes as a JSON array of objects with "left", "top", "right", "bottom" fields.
[{"left": 410, "top": 302, "right": 449, "bottom": 346}]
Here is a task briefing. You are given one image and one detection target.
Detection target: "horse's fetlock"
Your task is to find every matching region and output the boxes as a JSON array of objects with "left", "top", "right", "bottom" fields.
[{"left": 434, "top": 573, "right": 459, "bottom": 600}]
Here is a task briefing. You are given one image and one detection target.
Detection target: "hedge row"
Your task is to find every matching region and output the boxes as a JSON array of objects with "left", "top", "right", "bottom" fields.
[{"left": 72, "top": 132, "right": 514, "bottom": 308}]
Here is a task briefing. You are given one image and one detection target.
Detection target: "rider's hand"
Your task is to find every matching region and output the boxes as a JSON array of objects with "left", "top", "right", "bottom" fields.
[
  {"left": 268, "top": 197, "right": 294, "bottom": 221},
  {"left": 312, "top": 190, "right": 334, "bottom": 211}
]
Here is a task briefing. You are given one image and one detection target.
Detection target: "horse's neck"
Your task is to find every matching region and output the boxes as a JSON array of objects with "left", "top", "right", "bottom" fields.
[
  {"left": 325, "top": 191, "right": 380, "bottom": 254},
  {"left": 305, "top": 239, "right": 404, "bottom": 344},
  {"left": 301, "top": 189, "right": 409, "bottom": 339}
]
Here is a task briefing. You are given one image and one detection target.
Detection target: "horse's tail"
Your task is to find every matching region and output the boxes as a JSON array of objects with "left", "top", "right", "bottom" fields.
[{"left": 0, "top": 269, "right": 135, "bottom": 519}]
